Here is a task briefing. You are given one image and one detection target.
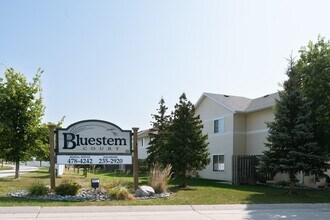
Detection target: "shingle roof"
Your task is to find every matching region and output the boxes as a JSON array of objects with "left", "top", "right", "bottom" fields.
[
  {"left": 196, "top": 92, "right": 279, "bottom": 113},
  {"left": 244, "top": 92, "right": 279, "bottom": 112},
  {"left": 203, "top": 93, "right": 252, "bottom": 112},
  {"left": 138, "top": 129, "right": 151, "bottom": 138}
]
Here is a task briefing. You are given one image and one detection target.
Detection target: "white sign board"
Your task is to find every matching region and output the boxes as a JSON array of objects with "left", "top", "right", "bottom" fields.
[
  {"left": 57, "top": 155, "right": 132, "bottom": 165},
  {"left": 57, "top": 120, "right": 132, "bottom": 155}
]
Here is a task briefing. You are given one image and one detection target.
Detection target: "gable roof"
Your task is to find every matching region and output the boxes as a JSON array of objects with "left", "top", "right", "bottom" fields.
[
  {"left": 195, "top": 92, "right": 279, "bottom": 113},
  {"left": 202, "top": 93, "right": 252, "bottom": 112},
  {"left": 244, "top": 92, "right": 279, "bottom": 113},
  {"left": 138, "top": 129, "right": 151, "bottom": 138}
]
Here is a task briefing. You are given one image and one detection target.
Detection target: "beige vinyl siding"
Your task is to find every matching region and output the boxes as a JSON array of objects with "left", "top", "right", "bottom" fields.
[
  {"left": 246, "top": 108, "right": 274, "bottom": 155},
  {"left": 233, "top": 113, "right": 246, "bottom": 155},
  {"left": 196, "top": 97, "right": 234, "bottom": 122},
  {"left": 195, "top": 97, "right": 234, "bottom": 181},
  {"left": 200, "top": 134, "right": 233, "bottom": 181},
  {"left": 246, "top": 132, "right": 268, "bottom": 154},
  {"left": 137, "top": 136, "right": 150, "bottom": 160},
  {"left": 246, "top": 108, "right": 274, "bottom": 131}
]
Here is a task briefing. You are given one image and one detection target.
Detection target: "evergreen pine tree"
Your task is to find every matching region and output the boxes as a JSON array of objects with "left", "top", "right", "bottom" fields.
[
  {"left": 166, "top": 93, "right": 210, "bottom": 187},
  {"left": 146, "top": 98, "right": 171, "bottom": 168},
  {"left": 258, "top": 59, "right": 328, "bottom": 194}
]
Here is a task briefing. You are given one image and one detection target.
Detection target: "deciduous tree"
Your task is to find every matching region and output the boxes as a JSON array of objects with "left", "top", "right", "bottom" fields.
[
  {"left": 32, "top": 117, "right": 65, "bottom": 167},
  {"left": 0, "top": 68, "right": 45, "bottom": 178},
  {"left": 296, "top": 36, "right": 330, "bottom": 154}
]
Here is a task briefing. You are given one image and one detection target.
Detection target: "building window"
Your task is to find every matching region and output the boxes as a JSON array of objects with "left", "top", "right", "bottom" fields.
[
  {"left": 214, "top": 120, "right": 218, "bottom": 133},
  {"left": 214, "top": 118, "right": 224, "bottom": 133},
  {"left": 213, "top": 155, "right": 225, "bottom": 171},
  {"left": 141, "top": 138, "right": 144, "bottom": 146}
]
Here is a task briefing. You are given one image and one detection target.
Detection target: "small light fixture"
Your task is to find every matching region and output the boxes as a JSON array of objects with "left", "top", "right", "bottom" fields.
[{"left": 91, "top": 178, "right": 100, "bottom": 189}]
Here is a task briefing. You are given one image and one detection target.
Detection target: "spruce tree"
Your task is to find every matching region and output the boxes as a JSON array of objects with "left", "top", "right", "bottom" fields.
[
  {"left": 258, "top": 59, "right": 328, "bottom": 194},
  {"left": 166, "top": 93, "right": 210, "bottom": 187},
  {"left": 146, "top": 98, "right": 171, "bottom": 168}
]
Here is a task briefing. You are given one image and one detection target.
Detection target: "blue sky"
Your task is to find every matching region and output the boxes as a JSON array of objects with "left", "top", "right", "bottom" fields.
[{"left": 1, "top": 0, "right": 330, "bottom": 130}]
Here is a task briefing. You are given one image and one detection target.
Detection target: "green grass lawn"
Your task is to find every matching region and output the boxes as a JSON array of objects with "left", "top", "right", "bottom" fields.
[
  {"left": 0, "top": 166, "right": 13, "bottom": 171},
  {"left": 1, "top": 168, "right": 330, "bottom": 206}
]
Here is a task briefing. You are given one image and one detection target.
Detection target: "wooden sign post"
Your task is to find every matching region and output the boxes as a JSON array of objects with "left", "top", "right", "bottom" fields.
[
  {"left": 132, "top": 127, "right": 139, "bottom": 191},
  {"left": 48, "top": 124, "right": 56, "bottom": 189}
]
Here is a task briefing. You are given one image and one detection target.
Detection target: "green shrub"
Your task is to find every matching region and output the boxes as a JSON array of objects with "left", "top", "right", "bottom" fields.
[
  {"left": 193, "top": 171, "right": 200, "bottom": 179},
  {"left": 148, "top": 163, "right": 172, "bottom": 193},
  {"left": 28, "top": 181, "right": 49, "bottom": 196},
  {"left": 275, "top": 180, "right": 290, "bottom": 187},
  {"left": 55, "top": 179, "right": 81, "bottom": 196},
  {"left": 139, "top": 159, "right": 148, "bottom": 172},
  {"left": 108, "top": 187, "right": 135, "bottom": 200}
]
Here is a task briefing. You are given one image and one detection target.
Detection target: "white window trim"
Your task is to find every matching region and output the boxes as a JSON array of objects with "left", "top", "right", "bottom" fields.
[
  {"left": 214, "top": 117, "right": 225, "bottom": 134},
  {"left": 212, "top": 154, "right": 225, "bottom": 172}
]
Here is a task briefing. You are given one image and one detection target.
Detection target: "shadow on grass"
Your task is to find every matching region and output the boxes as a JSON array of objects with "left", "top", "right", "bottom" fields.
[
  {"left": 100, "top": 171, "right": 148, "bottom": 178},
  {"left": 27, "top": 175, "right": 50, "bottom": 179},
  {"left": 242, "top": 185, "right": 330, "bottom": 204},
  {"left": 0, "top": 178, "right": 14, "bottom": 182},
  {"left": 22, "top": 170, "right": 51, "bottom": 179},
  {"left": 169, "top": 177, "right": 225, "bottom": 188},
  {"left": 29, "top": 170, "right": 49, "bottom": 174},
  {"left": 167, "top": 178, "right": 202, "bottom": 193},
  {"left": 169, "top": 186, "right": 197, "bottom": 193}
]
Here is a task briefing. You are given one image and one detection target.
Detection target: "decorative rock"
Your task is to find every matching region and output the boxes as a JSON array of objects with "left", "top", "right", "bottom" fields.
[
  {"left": 135, "top": 185, "right": 155, "bottom": 197},
  {"left": 8, "top": 186, "right": 171, "bottom": 201}
]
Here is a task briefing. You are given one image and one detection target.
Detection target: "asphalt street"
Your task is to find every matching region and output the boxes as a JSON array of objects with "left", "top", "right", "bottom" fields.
[
  {"left": 0, "top": 204, "right": 330, "bottom": 220},
  {"left": 0, "top": 165, "right": 38, "bottom": 178}
]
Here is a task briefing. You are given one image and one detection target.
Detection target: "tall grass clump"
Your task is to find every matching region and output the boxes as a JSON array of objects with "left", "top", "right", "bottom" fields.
[
  {"left": 28, "top": 181, "right": 50, "bottom": 196},
  {"left": 104, "top": 178, "right": 135, "bottom": 200},
  {"left": 108, "top": 187, "right": 135, "bottom": 200},
  {"left": 148, "top": 163, "right": 172, "bottom": 193},
  {"left": 105, "top": 179, "right": 132, "bottom": 190}
]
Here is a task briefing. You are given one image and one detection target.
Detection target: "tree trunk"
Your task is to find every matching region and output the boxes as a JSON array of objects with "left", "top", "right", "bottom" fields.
[
  {"left": 15, "top": 160, "right": 20, "bottom": 179},
  {"left": 1, "top": 158, "right": 3, "bottom": 168},
  {"left": 288, "top": 172, "right": 296, "bottom": 195},
  {"left": 83, "top": 167, "right": 88, "bottom": 177},
  {"left": 180, "top": 173, "right": 187, "bottom": 188},
  {"left": 39, "top": 160, "right": 42, "bottom": 167}
]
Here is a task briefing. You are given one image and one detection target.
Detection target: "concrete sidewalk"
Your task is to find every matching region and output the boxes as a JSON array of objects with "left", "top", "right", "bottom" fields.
[{"left": 0, "top": 204, "right": 330, "bottom": 220}]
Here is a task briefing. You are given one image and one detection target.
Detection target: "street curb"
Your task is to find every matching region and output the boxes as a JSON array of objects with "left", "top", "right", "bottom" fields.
[{"left": 1, "top": 204, "right": 330, "bottom": 214}]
